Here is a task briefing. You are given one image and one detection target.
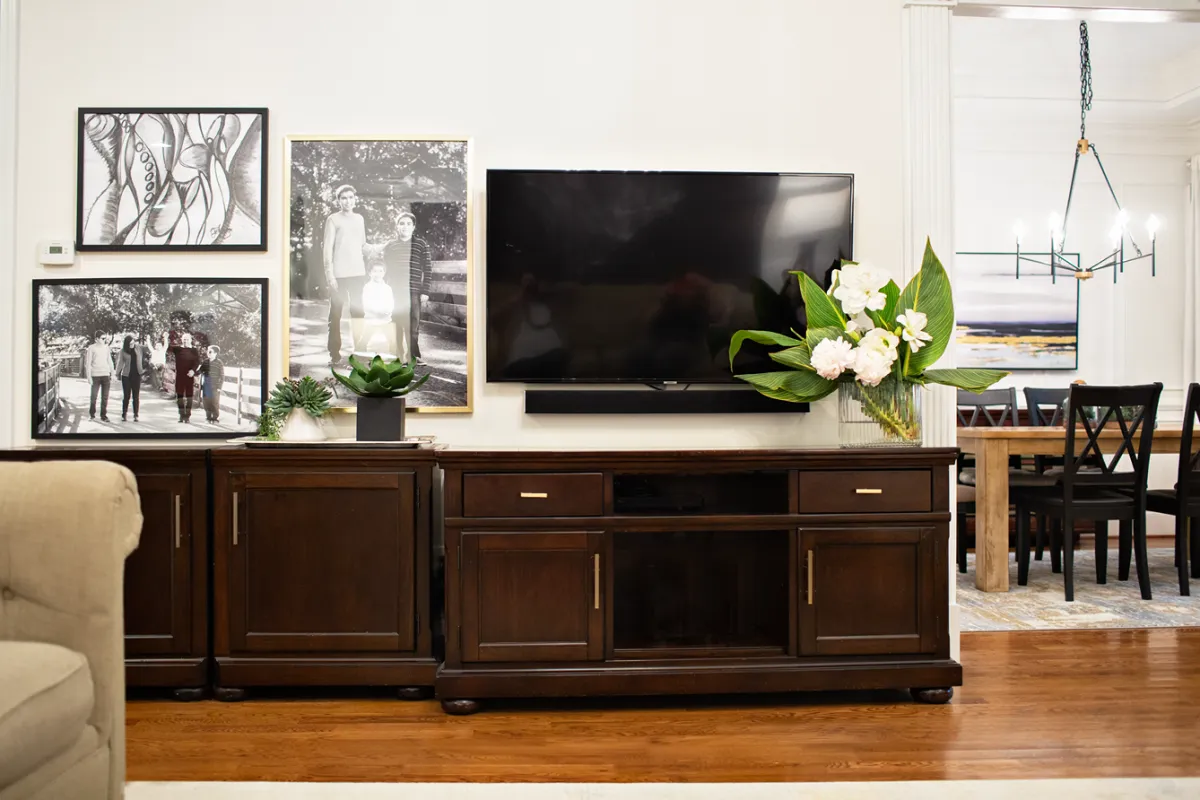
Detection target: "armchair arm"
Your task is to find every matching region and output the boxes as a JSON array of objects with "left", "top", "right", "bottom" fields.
[{"left": 0, "top": 460, "right": 143, "bottom": 797}]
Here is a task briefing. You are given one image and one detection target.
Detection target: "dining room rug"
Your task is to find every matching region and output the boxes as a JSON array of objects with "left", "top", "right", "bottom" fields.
[
  {"left": 958, "top": 548, "right": 1200, "bottom": 631},
  {"left": 125, "top": 779, "right": 1200, "bottom": 799}
]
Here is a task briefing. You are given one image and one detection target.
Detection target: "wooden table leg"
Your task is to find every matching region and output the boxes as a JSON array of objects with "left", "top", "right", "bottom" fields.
[{"left": 974, "top": 439, "right": 1010, "bottom": 592}]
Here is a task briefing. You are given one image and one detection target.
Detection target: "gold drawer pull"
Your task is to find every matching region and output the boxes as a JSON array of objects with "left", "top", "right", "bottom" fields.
[
  {"left": 520, "top": 492, "right": 548, "bottom": 499},
  {"left": 807, "top": 551, "right": 814, "bottom": 605},
  {"left": 232, "top": 491, "right": 240, "bottom": 546},
  {"left": 593, "top": 553, "right": 601, "bottom": 609},
  {"left": 174, "top": 495, "right": 182, "bottom": 549},
  {"left": 855, "top": 488, "right": 883, "bottom": 495}
]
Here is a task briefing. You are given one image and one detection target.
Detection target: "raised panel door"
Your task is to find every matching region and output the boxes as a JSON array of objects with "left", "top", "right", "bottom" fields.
[{"left": 124, "top": 472, "right": 192, "bottom": 656}]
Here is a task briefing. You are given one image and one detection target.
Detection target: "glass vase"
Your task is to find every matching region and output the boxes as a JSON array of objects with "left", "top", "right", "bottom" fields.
[{"left": 837, "top": 378, "right": 922, "bottom": 448}]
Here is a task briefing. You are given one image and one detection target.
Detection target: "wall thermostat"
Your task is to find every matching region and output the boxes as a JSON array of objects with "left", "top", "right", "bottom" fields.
[{"left": 38, "top": 239, "right": 76, "bottom": 267}]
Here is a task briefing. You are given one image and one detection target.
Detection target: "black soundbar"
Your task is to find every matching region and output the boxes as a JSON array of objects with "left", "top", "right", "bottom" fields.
[{"left": 524, "top": 389, "right": 809, "bottom": 414}]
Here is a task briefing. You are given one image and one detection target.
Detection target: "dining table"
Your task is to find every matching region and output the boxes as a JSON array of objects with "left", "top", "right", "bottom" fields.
[{"left": 956, "top": 425, "right": 1192, "bottom": 592}]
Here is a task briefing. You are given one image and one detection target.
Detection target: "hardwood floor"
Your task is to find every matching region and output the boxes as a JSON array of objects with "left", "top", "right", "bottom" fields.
[{"left": 126, "top": 628, "right": 1200, "bottom": 783}]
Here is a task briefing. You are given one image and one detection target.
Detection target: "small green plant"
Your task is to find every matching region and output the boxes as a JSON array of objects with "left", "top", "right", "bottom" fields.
[
  {"left": 256, "top": 408, "right": 283, "bottom": 441},
  {"left": 264, "top": 376, "right": 334, "bottom": 419},
  {"left": 333, "top": 355, "right": 430, "bottom": 398}
]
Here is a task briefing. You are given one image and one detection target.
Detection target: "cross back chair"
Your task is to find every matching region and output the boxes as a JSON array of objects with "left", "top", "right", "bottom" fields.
[
  {"left": 1015, "top": 382, "right": 1163, "bottom": 601},
  {"left": 1144, "top": 382, "right": 1200, "bottom": 595}
]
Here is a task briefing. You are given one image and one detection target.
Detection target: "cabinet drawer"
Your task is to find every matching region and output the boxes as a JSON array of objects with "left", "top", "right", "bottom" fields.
[
  {"left": 798, "top": 470, "right": 931, "bottom": 514},
  {"left": 463, "top": 472, "right": 604, "bottom": 517}
]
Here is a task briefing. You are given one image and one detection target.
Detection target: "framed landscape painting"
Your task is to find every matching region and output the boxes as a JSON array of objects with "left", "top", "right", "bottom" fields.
[
  {"left": 954, "top": 252, "right": 1080, "bottom": 371},
  {"left": 284, "top": 135, "right": 472, "bottom": 412},
  {"left": 76, "top": 108, "right": 268, "bottom": 251},
  {"left": 32, "top": 278, "right": 268, "bottom": 439}
]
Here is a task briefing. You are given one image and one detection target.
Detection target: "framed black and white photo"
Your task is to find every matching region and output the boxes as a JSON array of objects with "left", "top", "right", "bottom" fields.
[
  {"left": 284, "top": 136, "right": 472, "bottom": 412},
  {"left": 32, "top": 278, "right": 268, "bottom": 439},
  {"left": 76, "top": 108, "right": 268, "bottom": 251}
]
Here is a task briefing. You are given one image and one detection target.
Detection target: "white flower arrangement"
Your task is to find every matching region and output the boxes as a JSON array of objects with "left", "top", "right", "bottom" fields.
[{"left": 729, "top": 239, "right": 1010, "bottom": 441}]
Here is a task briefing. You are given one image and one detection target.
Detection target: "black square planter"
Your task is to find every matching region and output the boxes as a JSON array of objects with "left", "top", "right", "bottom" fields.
[{"left": 355, "top": 396, "right": 406, "bottom": 441}]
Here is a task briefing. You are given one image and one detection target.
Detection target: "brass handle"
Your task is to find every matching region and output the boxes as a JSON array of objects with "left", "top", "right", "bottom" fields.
[
  {"left": 173, "top": 495, "right": 182, "bottom": 549},
  {"left": 593, "top": 553, "right": 600, "bottom": 610},
  {"left": 807, "top": 550, "right": 814, "bottom": 605},
  {"left": 520, "top": 492, "right": 548, "bottom": 499},
  {"left": 232, "top": 491, "right": 240, "bottom": 546},
  {"left": 855, "top": 488, "right": 883, "bottom": 495}
]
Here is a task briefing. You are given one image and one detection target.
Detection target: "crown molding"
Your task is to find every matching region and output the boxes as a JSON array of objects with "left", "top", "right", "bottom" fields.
[{"left": 956, "top": 2, "right": 1200, "bottom": 21}]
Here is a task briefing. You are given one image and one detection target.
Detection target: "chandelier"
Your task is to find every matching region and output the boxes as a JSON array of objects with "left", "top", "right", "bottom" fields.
[{"left": 1011, "top": 21, "right": 1159, "bottom": 283}]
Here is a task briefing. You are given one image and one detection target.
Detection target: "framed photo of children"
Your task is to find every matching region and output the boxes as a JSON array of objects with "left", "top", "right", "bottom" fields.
[
  {"left": 284, "top": 136, "right": 472, "bottom": 412},
  {"left": 76, "top": 108, "right": 268, "bottom": 251},
  {"left": 32, "top": 278, "right": 268, "bottom": 439}
]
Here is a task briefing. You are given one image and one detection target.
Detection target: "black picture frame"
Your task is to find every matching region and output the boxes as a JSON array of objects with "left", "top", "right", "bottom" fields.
[
  {"left": 32, "top": 277, "right": 269, "bottom": 440},
  {"left": 76, "top": 107, "right": 268, "bottom": 252}
]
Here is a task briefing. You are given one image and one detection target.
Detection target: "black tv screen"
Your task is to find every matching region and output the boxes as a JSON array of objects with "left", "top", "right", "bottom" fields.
[{"left": 485, "top": 169, "right": 854, "bottom": 384}]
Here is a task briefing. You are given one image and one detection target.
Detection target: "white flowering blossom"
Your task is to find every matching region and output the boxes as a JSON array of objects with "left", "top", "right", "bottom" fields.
[
  {"left": 831, "top": 261, "right": 890, "bottom": 316},
  {"left": 852, "top": 328, "right": 900, "bottom": 387},
  {"left": 846, "top": 312, "right": 875, "bottom": 334},
  {"left": 810, "top": 337, "right": 856, "bottom": 380},
  {"left": 896, "top": 309, "right": 933, "bottom": 353}
]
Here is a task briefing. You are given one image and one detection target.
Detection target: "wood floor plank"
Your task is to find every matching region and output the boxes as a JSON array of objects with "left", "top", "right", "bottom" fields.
[{"left": 126, "top": 628, "right": 1200, "bottom": 782}]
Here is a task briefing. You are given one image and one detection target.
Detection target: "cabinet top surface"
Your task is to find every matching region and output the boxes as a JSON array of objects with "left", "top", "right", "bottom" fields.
[{"left": 438, "top": 447, "right": 957, "bottom": 467}]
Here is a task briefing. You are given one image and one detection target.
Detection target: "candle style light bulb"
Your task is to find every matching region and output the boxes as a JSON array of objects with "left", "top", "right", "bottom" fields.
[
  {"left": 1146, "top": 215, "right": 1160, "bottom": 240},
  {"left": 1013, "top": 221, "right": 1026, "bottom": 245},
  {"left": 1116, "top": 209, "right": 1131, "bottom": 229},
  {"left": 1108, "top": 226, "right": 1123, "bottom": 250}
]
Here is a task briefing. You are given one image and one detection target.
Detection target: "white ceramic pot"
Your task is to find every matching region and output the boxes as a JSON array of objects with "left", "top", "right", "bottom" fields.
[{"left": 278, "top": 409, "right": 327, "bottom": 442}]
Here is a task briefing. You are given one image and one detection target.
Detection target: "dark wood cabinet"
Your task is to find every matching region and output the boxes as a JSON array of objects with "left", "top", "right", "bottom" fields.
[
  {"left": 460, "top": 530, "right": 604, "bottom": 662},
  {"left": 0, "top": 448, "right": 210, "bottom": 695},
  {"left": 212, "top": 448, "right": 436, "bottom": 696},
  {"left": 438, "top": 448, "right": 960, "bottom": 714},
  {"left": 798, "top": 526, "right": 940, "bottom": 656}
]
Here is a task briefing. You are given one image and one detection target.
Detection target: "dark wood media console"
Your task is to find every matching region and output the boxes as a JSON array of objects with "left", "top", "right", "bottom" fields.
[{"left": 437, "top": 447, "right": 960, "bottom": 714}]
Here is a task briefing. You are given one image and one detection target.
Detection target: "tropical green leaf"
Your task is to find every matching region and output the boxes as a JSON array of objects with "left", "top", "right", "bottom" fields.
[
  {"left": 769, "top": 342, "right": 814, "bottom": 371},
  {"left": 734, "top": 370, "right": 837, "bottom": 403},
  {"left": 394, "top": 372, "right": 432, "bottom": 395},
  {"left": 867, "top": 280, "right": 901, "bottom": 331},
  {"left": 728, "top": 330, "right": 802, "bottom": 368},
  {"left": 897, "top": 239, "right": 955, "bottom": 376},
  {"left": 790, "top": 270, "right": 846, "bottom": 332},
  {"left": 331, "top": 370, "right": 362, "bottom": 394},
  {"left": 921, "top": 368, "right": 1010, "bottom": 392},
  {"left": 804, "top": 325, "right": 845, "bottom": 353}
]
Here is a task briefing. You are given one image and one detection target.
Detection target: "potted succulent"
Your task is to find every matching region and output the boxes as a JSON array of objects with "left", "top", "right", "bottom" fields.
[
  {"left": 729, "top": 239, "right": 1010, "bottom": 447},
  {"left": 332, "top": 355, "right": 430, "bottom": 441},
  {"left": 262, "top": 376, "right": 333, "bottom": 442}
]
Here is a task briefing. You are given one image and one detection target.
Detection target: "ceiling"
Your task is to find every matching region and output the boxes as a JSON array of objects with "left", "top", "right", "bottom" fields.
[{"left": 952, "top": 17, "right": 1200, "bottom": 124}]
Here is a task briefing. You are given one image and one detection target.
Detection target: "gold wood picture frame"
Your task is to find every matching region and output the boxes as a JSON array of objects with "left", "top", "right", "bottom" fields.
[{"left": 283, "top": 134, "right": 473, "bottom": 413}]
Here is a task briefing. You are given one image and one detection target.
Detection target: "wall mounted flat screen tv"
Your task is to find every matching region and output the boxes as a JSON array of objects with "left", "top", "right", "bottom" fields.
[{"left": 486, "top": 169, "right": 854, "bottom": 384}]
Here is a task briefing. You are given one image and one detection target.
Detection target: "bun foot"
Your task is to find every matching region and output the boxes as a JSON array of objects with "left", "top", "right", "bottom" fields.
[
  {"left": 172, "top": 687, "right": 204, "bottom": 702},
  {"left": 441, "top": 698, "right": 481, "bottom": 715},
  {"left": 214, "top": 687, "right": 247, "bottom": 702},
  {"left": 911, "top": 687, "right": 954, "bottom": 705},
  {"left": 397, "top": 686, "right": 432, "bottom": 701}
]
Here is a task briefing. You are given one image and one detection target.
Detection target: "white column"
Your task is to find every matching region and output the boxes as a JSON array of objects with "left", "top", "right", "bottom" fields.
[
  {"left": 0, "top": 0, "right": 19, "bottom": 450},
  {"left": 902, "top": 0, "right": 960, "bottom": 659}
]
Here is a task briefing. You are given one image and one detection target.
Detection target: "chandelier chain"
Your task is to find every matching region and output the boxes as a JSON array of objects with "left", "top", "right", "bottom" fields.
[{"left": 1079, "top": 21, "right": 1093, "bottom": 140}]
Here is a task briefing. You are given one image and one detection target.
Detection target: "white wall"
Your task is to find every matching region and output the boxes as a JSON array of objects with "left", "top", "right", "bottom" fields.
[{"left": 9, "top": 0, "right": 911, "bottom": 449}]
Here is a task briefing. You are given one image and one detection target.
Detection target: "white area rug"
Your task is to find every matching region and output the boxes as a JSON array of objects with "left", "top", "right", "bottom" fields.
[{"left": 126, "top": 779, "right": 1200, "bottom": 799}]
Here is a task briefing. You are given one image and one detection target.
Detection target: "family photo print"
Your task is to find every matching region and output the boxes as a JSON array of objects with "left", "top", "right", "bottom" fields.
[
  {"left": 76, "top": 108, "right": 268, "bottom": 251},
  {"left": 285, "top": 136, "right": 472, "bottom": 411},
  {"left": 32, "top": 279, "right": 268, "bottom": 439}
]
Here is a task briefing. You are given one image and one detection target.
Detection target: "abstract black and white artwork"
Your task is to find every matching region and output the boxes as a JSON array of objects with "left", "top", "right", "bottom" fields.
[
  {"left": 76, "top": 108, "right": 268, "bottom": 251},
  {"left": 954, "top": 252, "right": 1080, "bottom": 371},
  {"left": 285, "top": 136, "right": 472, "bottom": 411},
  {"left": 33, "top": 279, "right": 268, "bottom": 439}
]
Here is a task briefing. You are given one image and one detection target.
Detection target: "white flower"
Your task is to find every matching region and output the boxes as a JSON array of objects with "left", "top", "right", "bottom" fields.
[
  {"left": 852, "top": 328, "right": 900, "bottom": 387},
  {"left": 810, "top": 337, "right": 856, "bottom": 380},
  {"left": 832, "top": 261, "right": 891, "bottom": 316},
  {"left": 859, "top": 327, "right": 900, "bottom": 356},
  {"left": 846, "top": 312, "right": 875, "bottom": 334},
  {"left": 896, "top": 308, "right": 934, "bottom": 353}
]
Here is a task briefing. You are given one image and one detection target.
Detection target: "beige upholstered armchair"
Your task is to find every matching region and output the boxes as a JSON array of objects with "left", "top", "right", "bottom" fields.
[{"left": 0, "top": 461, "right": 142, "bottom": 800}]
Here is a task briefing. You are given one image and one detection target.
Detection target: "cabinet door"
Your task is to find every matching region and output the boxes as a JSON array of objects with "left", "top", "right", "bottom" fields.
[
  {"left": 226, "top": 470, "right": 416, "bottom": 654},
  {"left": 799, "top": 527, "right": 940, "bottom": 656},
  {"left": 124, "top": 472, "right": 192, "bottom": 656},
  {"left": 460, "top": 531, "right": 604, "bottom": 663}
]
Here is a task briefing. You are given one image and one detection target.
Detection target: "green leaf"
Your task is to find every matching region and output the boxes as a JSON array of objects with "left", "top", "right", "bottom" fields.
[
  {"left": 790, "top": 270, "right": 846, "bottom": 332},
  {"left": 922, "top": 368, "right": 1010, "bottom": 392},
  {"left": 728, "top": 330, "right": 802, "bottom": 368},
  {"left": 804, "top": 325, "right": 845, "bottom": 353},
  {"left": 768, "top": 342, "right": 814, "bottom": 371},
  {"left": 361, "top": 379, "right": 392, "bottom": 395},
  {"left": 394, "top": 372, "right": 432, "bottom": 395},
  {"left": 347, "top": 354, "right": 370, "bottom": 376},
  {"left": 734, "top": 370, "right": 837, "bottom": 404},
  {"left": 331, "top": 370, "right": 364, "bottom": 395},
  {"left": 867, "top": 280, "right": 901, "bottom": 330},
  {"left": 897, "top": 239, "right": 955, "bottom": 376}
]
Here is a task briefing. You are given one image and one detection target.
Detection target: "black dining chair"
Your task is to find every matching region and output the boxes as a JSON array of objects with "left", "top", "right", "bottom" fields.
[
  {"left": 1023, "top": 387, "right": 1071, "bottom": 565},
  {"left": 1015, "top": 382, "right": 1163, "bottom": 601},
  {"left": 956, "top": 388, "right": 1053, "bottom": 573},
  {"left": 1143, "top": 382, "right": 1200, "bottom": 595}
]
